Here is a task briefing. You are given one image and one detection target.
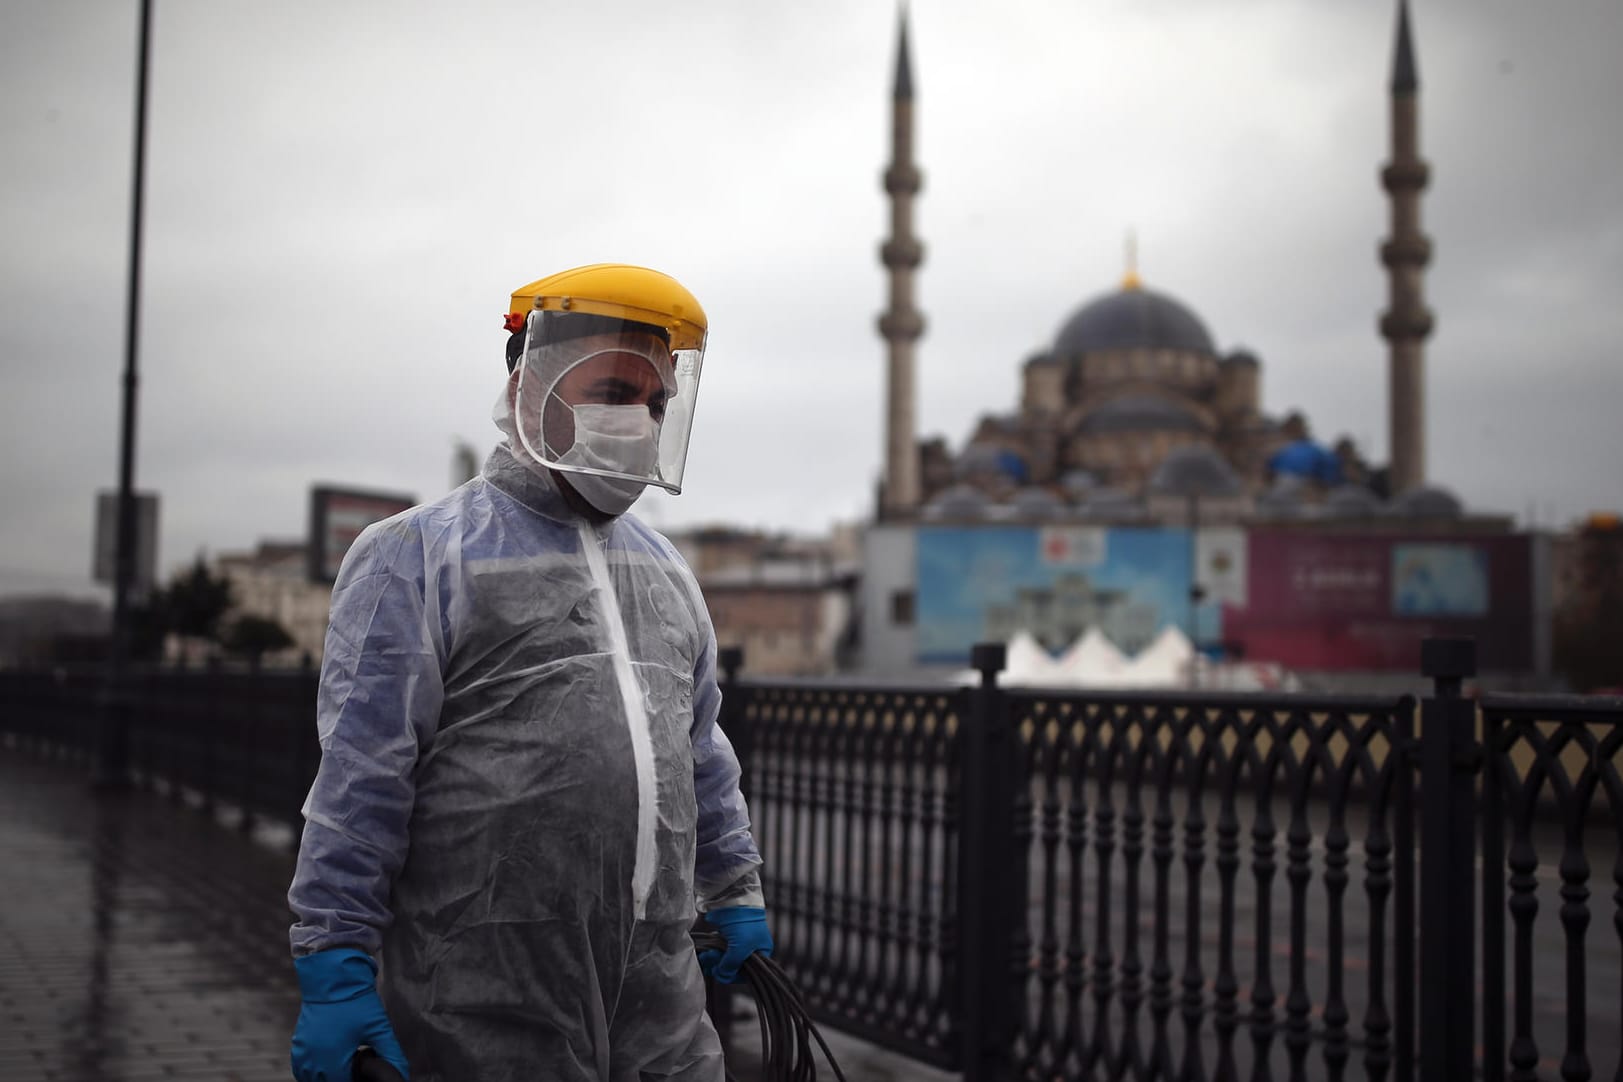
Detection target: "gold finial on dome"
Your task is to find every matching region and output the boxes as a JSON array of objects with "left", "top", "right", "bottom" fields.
[{"left": 1122, "top": 229, "right": 1142, "bottom": 290}]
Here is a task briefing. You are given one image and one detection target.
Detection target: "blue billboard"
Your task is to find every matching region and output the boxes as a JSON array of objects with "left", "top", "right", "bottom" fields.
[
  {"left": 1391, "top": 543, "right": 1490, "bottom": 616},
  {"left": 914, "top": 525, "right": 1231, "bottom": 664}
]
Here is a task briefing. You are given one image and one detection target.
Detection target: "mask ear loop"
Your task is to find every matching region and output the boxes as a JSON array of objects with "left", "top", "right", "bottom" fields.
[
  {"left": 517, "top": 343, "right": 670, "bottom": 469},
  {"left": 513, "top": 346, "right": 574, "bottom": 469}
]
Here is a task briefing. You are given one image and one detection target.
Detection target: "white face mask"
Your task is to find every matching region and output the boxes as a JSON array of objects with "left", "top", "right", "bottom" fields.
[{"left": 554, "top": 404, "right": 661, "bottom": 516}]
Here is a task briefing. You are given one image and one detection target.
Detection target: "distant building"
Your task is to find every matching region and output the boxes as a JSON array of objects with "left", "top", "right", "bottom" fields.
[
  {"left": 1549, "top": 513, "right": 1623, "bottom": 613},
  {"left": 667, "top": 526, "right": 860, "bottom": 677},
  {"left": 702, "top": 563, "right": 857, "bottom": 677},
  {"left": 212, "top": 520, "right": 863, "bottom": 677},
  {"left": 877, "top": 3, "right": 1450, "bottom": 526},
  {"left": 215, "top": 541, "right": 331, "bottom": 664}
]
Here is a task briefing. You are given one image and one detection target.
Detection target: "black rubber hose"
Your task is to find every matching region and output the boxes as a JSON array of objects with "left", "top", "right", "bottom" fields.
[
  {"left": 352, "top": 1048, "right": 405, "bottom": 1082},
  {"left": 692, "top": 930, "right": 848, "bottom": 1082},
  {"left": 345, "top": 936, "right": 846, "bottom": 1082}
]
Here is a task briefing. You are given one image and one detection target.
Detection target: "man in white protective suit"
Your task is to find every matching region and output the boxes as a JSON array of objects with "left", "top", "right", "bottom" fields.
[{"left": 286, "top": 264, "right": 773, "bottom": 1081}]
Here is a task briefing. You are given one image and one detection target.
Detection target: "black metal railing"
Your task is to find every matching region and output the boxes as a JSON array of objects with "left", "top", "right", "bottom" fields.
[
  {"left": 1, "top": 662, "right": 318, "bottom": 834},
  {"left": 716, "top": 642, "right": 1620, "bottom": 1081},
  {"left": 729, "top": 678, "right": 965, "bottom": 1069},
  {"left": 2, "top": 640, "right": 1619, "bottom": 1081},
  {"left": 1479, "top": 691, "right": 1623, "bottom": 1082},
  {"left": 997, "top": 689, "right": 1416, "bottom": 1082}
]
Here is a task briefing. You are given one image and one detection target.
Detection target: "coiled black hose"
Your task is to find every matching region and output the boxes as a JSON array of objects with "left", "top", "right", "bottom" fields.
[
  {"left": 691, "top": 930, "right": 848, "bottom": 1082},
  {"left": 352, "top": 1047, "right": 404, "bottom": 1082},
  {"left": 349, "top": 935, "right": 847, "bottom": 1082}
]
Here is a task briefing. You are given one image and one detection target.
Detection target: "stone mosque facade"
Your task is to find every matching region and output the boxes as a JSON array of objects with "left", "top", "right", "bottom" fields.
[
  {"left": 919, "top": 273, "right": 1280, "bottom": 518},
  {"left": 878, "top": 2, "right": 1462, "bottom": 528}
]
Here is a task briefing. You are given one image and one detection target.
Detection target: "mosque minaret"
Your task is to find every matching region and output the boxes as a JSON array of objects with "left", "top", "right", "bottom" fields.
[
  {"left": 878, "top": 9, "right": 924, "bottom": 518},
  {"left": 874, "top": 1, "right": 1456, "bottom": 521},
  {"left": 1379, "top": 0, "right": 1434, "bottom": 496}
]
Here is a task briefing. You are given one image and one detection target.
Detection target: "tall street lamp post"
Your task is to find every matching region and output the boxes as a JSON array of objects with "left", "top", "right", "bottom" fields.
[{"left": 95, "top": 0, "right": 155, "bottom": 788}]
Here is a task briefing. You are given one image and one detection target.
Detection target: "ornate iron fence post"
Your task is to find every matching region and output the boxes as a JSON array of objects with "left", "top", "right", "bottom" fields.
[
  {"left": 718, "top": 645, "right": 751, "bottom": 799},
  {"left": 958, "top": 641, "right": 1015, "bottom": 1082},
  {"left": 1419, "top": 636, "right": 1478, "bottom": 1080}
]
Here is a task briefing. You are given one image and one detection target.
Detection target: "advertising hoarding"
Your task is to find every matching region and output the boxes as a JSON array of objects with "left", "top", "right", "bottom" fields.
[
  {"left": 913, "top": 524, "right": 1535, "bottom": 672},
  {"left": 307, "top": 486, "right": 416, "bottom": 583},
  {"left": 915, "top": 526, "right": 1227, "bottom": 663},
  {"left": 1221, "top": 531, "right": 1534, "bottom": 671}
]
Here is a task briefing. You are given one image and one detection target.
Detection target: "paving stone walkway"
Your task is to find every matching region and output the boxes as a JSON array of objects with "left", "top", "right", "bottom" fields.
[
  {"left": 0, "top": 748, "right": 951, "bottom": 1082},
  {"left": 0, "top": 749, "right": 300, "bottom": 1081},
  {"left": 0, "top": 749, "right": 301, "bottom": 1077}
]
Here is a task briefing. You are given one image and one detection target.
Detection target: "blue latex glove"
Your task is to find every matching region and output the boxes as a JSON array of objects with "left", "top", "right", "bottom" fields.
[
  {"left": 291, "top": 948, "right": 410, "bottom": 1082},
  {"left": 699, "top": 905, "right": 774, "bottom": 985}
]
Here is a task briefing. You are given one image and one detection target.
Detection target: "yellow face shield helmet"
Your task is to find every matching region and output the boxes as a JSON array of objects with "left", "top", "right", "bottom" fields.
[{"left": 504, "top": 264, "right": 708, "bottom": 499}]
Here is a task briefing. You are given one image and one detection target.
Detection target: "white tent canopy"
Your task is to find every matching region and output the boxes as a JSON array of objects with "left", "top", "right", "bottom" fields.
[
  {"left": 1056, "top": 627, "right": 1129, "bottom": 687},
  {"left": 955, "top": 624, "right": 1298, "bottom": 691},
  {"left": 1118, "top": 625, "right": 1194, "bottom": 688},
  {"left": 999, "top": 630, "right": 1069, "bottom": 687}
]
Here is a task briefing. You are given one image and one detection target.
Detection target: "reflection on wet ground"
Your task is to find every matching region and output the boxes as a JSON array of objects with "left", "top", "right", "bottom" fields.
[
  {"left": 0, "top": 751, "right": 297, "bottom": 1081},
  {"left": 0, "top": 750, "right": 958, "bottom": 1082}
]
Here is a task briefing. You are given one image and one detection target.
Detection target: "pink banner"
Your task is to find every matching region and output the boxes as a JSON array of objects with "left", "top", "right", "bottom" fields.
[{"left": 1221, "top": 532, "right": 1533, "bottom": 671}]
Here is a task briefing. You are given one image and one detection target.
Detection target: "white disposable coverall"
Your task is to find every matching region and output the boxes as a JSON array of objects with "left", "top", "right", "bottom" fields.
[{"left": 287, "top": 443, "right": 763, "bottom": 1081}]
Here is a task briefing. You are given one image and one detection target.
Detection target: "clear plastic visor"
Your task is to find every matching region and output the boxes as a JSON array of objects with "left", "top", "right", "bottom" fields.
[{"left": 512, "top": 309, "right": 705, "bottom": 495}]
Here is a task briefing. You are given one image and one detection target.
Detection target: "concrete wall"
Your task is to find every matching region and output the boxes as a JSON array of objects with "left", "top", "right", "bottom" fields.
[
  {"left": 706, "top": 584, "right": 851, "bottom": 676},
  {"left": 860, "top": 524, "right": 918, "bottom": 674}
]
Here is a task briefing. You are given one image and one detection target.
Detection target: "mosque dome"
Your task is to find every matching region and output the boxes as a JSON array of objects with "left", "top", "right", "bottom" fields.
[
  {"left": 1392, "top": 485, "right": 1464, "bottom": 519},
  {"left": 1324, "top": 484, "right": 1385, "bottom": 517},
  {"left": 922, "top": 483, "right": 991, "bottom": 519},
  {"left": 1148, "top": 445, "right": 1243, "bottom": 498},
  {"left": 1054, "top": 285, "right": 1217, "bottom": 358},
  {"left": 1006, "top": 486, "right": 1066, "bottom": 519}
]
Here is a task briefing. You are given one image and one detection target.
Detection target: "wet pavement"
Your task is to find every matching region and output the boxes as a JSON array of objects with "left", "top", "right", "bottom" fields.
[
  {"left": 0, "top": 749, "right": 948, "bottom": 1082},
  {"left": 0, "top": 750, "right": 300, "bottom": 1081}
]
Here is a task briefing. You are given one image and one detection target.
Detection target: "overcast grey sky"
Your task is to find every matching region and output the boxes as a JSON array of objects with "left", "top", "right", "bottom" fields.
[{"left": 2, "top": 0, "right": 1620, "bottom": 598}]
